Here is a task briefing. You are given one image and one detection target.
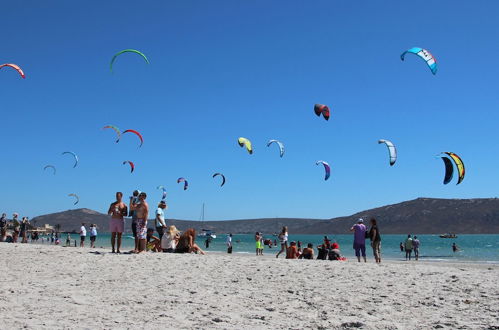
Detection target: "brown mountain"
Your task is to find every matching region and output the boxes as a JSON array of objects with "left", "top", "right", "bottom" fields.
[{"left": 31, "top": 198, "right": 499, "bottom": 234}]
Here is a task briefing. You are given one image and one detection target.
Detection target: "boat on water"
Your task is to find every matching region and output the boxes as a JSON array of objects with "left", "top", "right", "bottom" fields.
[
  {"left": 439, "top": 233, "right": 457, "bottom": 238},
  {"left": 197, "top": 203, "right": 216, "bottom": 239}
]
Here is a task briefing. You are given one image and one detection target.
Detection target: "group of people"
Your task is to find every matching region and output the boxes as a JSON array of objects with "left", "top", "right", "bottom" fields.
[
  {"left": 105, "top": 191, "right": 205, "bottom": 254},
  {"left": 0, "top": 213, "right": 31, "bottom": 243},
  {"left": 400, "top": 234, "right": 421, "bottom": 261}
]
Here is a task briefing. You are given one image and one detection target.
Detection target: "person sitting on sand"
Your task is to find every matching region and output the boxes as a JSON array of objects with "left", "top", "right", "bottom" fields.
[
  {"left": 316, "top": 244, "right": 328, "bottom": 260},
  {"left": 328, "top": 242, "right": 343, "bottom": 261},
  {"left": 286, "top": 241, "right": 300, "bottom": 259},
  {"left": 176, "top": 228, "right": 205, "bottom": 254},
  {"left": 135, "top": 192, "right": 149, "bottom": 253},
  {"left": 161, "top": 225, "right": 180, "bottom": 253},
  {"left": 299, "top": 243, "right": 314, "bottom": 259},
  {"left": 146, "top": 228, "right": 161, "bottom": 252},
  {"left": 275, "top": 226, "right": 288, "bottom": 258}
]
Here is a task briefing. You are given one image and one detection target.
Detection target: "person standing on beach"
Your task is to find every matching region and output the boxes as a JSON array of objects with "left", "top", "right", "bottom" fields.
[
  {"left": 79, "top": 223, "right": 86, "bottom": 247},
  {"left": 255, "top": 232, "right": 262, "bottom": 256},
  {"left": 66, "top": 233, "right": 71, "bottom": 247},
  {"left": 134, "top": 192, "right": 149, "bottom": 253},
  {"left": 20, "top": 217, "right": 29, "bottom": 243},
  {"left": 226, "top": 233, "right": 233, "bottom": 254},
  {"left": 155, "top": 201, "right": 167, "bottom": 239},
  {"left": 404, "top": 235, "right": 413, "bottom": 260},
  {"left": 108, "top": 192, "right": 128, "bottom": 254},
  {"left": 412, "top": 236, "right": 420, "bottom": 261},
  {"left": 350, "top": 218, "right": 367, "bottom": 262},
  {"left": 129, "top": 190, "right": 140, "bottom": 253},
  {"left": 275, "top": 226, "right": 288, "bottom": 258},
  {"left": 89, "top": 224, "right": 97, "bottom": 248},
  {"left": 369, "top": 218, "right": 381, "bottom": 263}
]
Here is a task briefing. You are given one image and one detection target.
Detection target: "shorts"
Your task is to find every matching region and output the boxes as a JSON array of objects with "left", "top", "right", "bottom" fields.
[
  {"left": 405, "top": 248, "right": 413, "bottom": 253},
  {"left": 256, "top": 241, "right": 262, "bottom": 249},
  {"left": 90, "top": 236, "right": 96, "bottom": 242},
  {"left": 353, "top": 243, "right": 366, "bottom": 257},
  {"left": 109, "top": 218, "right": 124, "bottom": 233},
  {"left": 80, "top": 236, "right": 86, "bottom": 242},
  {"left": 136, "top": 219, "right": 147, "bottom": 240},
  {"left": 156, "top": 226, "right": 164, "bottom": 238}
]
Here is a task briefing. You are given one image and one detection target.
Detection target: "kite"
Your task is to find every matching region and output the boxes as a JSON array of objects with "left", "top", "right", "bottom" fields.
[
  {"left": 177, "top": 177, "right": 188, "bottom": 190},
  {"left": 122, "top": 160, "right": 135, "bottom": 173},
  {"left": 103, "top": 125, "right": 121, "bottom": 143},
  {"left": 314, "top": 104, "right": 330, "bottom": 121},
  {"left": 400, "top": 47, "right": 437, "bottom": 75},
  {"left": 238, "top": 137, "right": 253, "bottom": 154},
  {"left": 43, "top": 165, "right": 56, "bottom": 175},
  {"left": 378, "top": 139, "right": 397, "bottom": 166},
  {"left": 68, "top": 193, "right": 79, "bottom": 205},
  {"left": 316, "top": 160, "right": 331, "bottom": 181},
  {"left": 122, "top": 129, "right": 143, "bottom": 147},
  {"left": 441, "top": 152, "right": 465, "bottom": 185},
  {"left": 62, "top": 151, "right": 79, "bottom": 168},
  {"left": 212, "top": 173, "right": 226, "bottom": 187},
  {"left": 0, "top": 64, "right": 25, "bottom": 79},
  {"left": 157, "top": 185, "right": 167, "bottom": 200},
  {"left": 110, "top": 49, "right": 149, "bottom": 72},
  {"left": 267, "top": 139, "right": 285, "bottom": 158}
]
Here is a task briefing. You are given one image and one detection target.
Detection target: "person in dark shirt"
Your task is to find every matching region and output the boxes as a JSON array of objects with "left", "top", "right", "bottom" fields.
[{"left": 369, "top": 218, "right": 381, "bottom": 263}]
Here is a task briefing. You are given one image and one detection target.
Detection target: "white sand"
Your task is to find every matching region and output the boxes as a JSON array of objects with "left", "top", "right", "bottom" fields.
[{"left": 1, "top": 243, "right": 498, "bottom": 329}]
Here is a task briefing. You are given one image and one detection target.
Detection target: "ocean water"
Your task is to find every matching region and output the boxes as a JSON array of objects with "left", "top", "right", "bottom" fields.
[{"left": 51, "top": 233, "right": 499, "bottom": 263}]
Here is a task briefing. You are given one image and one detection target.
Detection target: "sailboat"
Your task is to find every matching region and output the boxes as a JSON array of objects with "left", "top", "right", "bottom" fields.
[{"left": 197, "top": 203, "right": 216, "bottom": 239}]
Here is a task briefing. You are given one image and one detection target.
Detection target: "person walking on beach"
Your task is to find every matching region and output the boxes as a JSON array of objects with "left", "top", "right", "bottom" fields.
[
  {"left": 226, "top": 233, "right": 233, "bottom": 254},
  {"left": 108, "top": 192, "right": 128, "bottom": 253},
  {"left": 20, "top": 217, "right": 29, "bottom": 243},
  {"left": 89, "top": 224, "right": 97, "bottom": 248},
  {"left": 129, "top": 190, "right": 140, "bottom": 253},
  {"left": 350, "top": 218, "right": 367, "bottom": 262},
  {"left": 369, "top": 218, "right": 381, "bottom": 263},
  {"left": 404, "top": 235, "right": 413, "bottom": 260},
  {"left": 275, "top": 226, "right": 288, "bottom": 258},
  {"left": 134, "top": 192, "right": 149, "bottom": 253},
  {"left": 413, "top": 236, "right": 420, "bottom": 261},
  {"left": 79, "top": 223, "right": 86, "bottom": 247},
  {"left": 255, "top": 232, "right": 262, "bottom": 256},
  {"left": 155, "top": 201, "right": 167, "bottom": 239}
]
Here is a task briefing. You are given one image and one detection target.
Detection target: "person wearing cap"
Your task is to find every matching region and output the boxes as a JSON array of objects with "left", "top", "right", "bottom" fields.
[
  {"left": 155, "top": 201, "right": 168, "bottom": 239},
  {"left": 350, "top": 218, "right": 367, "bottom": 262}
]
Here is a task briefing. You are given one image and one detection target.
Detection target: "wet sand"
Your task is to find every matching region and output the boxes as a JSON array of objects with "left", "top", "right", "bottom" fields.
[{"left": 1, "top": 243, "right": 498, "bottom": 329}]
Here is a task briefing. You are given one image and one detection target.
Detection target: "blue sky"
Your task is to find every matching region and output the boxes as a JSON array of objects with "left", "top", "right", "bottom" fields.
[{"left": 2, "top": 1, "right": 499, "bottom": 220}]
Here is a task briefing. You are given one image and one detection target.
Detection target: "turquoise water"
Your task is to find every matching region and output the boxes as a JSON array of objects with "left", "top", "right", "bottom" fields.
[{"left": 51, "top": 233, "right": 499, "bottom": 263}]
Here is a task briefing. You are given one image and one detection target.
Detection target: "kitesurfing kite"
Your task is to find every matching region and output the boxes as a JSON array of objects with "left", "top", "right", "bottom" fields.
[
  {"left": 267, "top": 140, "right": 285, "bottom": 158},
  {"left": 316, "top": 160, "right": 331, "bottom": 181},
  {"left": 68, "top": 193, "right": 79, "bottom": 205},
  {"left": 314, "top": 104, "right": 330, "bottom": 121},
  {"left": 0, "top": 64, "right": 25, "bottom": 79},
  {"left": 177, "top": 177, "right": 188, "bottom": 190},
  {"left": 212, "top": 173, "right": 226, "bottom": 187},
  {"left": 103, "top": 125, "right": 121, "bottom": 143},
  {"left": 238, "top": 137, "right": 253, "bottom": 154},
  {"left": 62, "top": 151, "right": 79, "bottom": 168},
  {"left": 122, "top": 129, "right": 143, "bottom": 147},
  {"left": 122, "top": 161, "right": 135, "bottom": 173},
  {"left": 378, "top": 139, "right": 397, "bottom": 166},
  {"left": 440, "top": 152, "right": 465, "bottom": 185},
  {"left": 400, "top": 47, "right": 437, "bottom": 75},
  {"left": 157, "top": 185, "right": 167, "bottom": 200},
  {"left": 43, "top": 165, "right": 56, "bottom": 175},
  {"left": 110, "top": 49, "right": 149, "bottom": 73}
]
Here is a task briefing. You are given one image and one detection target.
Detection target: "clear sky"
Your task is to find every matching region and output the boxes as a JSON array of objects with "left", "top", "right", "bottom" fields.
[{"left": 2, "top": 1, "right": 499, "bottom": 220}]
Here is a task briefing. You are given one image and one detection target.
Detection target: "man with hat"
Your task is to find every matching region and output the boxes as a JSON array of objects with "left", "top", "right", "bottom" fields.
[
  {"left": 350, "top": 218, "right": 367, "bottom": 262},
  {"left": 155, "top": 200, "right": 168, "bottom": 239}
]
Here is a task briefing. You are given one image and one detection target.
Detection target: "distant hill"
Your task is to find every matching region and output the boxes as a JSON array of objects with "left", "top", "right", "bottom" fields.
[{"left": 31, "top": 198, "right": 499, "bottom": 234}]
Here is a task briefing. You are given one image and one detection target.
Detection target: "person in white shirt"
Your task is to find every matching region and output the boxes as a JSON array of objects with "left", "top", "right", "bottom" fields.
[
  {"left": 226, "top": 233, "right": 233, "bottom": 254},
  {"left": 155, "top": 201, "right": 167, "bottom": 239},
  {"left": 276, "top": 226, "right": 288, "bottom": 258},
  {"left": 79, "top": 223, "right": 86, "bottom": 247},
  {"left": 89, "top": 224, "right": 98, "bottom": 248}
]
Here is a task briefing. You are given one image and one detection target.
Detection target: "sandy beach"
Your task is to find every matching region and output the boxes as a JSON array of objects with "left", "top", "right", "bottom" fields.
[{"left": 1, "top": 243, "right": 498, "bottom": 329}]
